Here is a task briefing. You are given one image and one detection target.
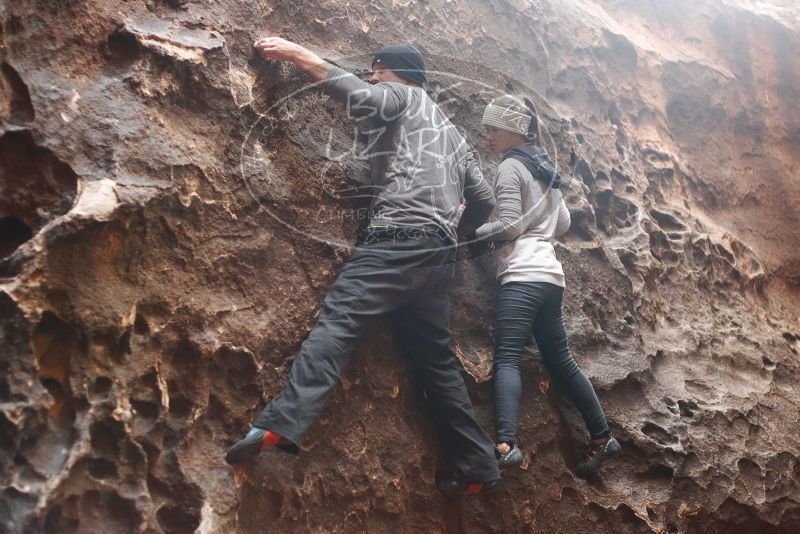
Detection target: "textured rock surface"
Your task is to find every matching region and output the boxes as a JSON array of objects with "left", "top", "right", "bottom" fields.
[{"left": 2, "top": 0, "right": 800, "bottom": 532}]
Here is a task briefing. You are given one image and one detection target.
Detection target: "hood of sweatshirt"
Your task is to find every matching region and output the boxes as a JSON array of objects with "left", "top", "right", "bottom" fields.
[{"left": 502, "top": 145, "right": 561, "bottom": 189}]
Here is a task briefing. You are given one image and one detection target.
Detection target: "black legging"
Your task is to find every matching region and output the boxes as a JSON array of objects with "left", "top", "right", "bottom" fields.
[{"left": 493, "top": 281, "right": 609, "bottom": 444}]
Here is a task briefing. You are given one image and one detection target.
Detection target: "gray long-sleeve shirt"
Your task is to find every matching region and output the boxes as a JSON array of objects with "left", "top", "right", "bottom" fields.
[
  {"left": 321, "top": 66, "right": 495, "bottom": 241},
  {"left": 475, "top": 158, "right": 571, "bottom": 286}
]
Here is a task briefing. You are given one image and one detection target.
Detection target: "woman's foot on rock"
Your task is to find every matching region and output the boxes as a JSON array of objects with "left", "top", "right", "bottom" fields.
[{"left": 575, "top": 435, "right": 621, "bottom": 476}]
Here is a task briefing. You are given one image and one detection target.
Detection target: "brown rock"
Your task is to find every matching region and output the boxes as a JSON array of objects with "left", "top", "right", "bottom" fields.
[{"left": 1, "top": 0, "right": 799, "bottom": 532}]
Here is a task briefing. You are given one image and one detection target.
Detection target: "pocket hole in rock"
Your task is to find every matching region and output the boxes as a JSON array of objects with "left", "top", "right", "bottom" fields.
[
  {"left": 88, "top": 457, "right": 117, "bottom": 479},
  {"left": 91, "top": 376, "right": 112, "bottom": 397},
  {"left": 0, "top": 216, "right": 32, "bottom": 259}
]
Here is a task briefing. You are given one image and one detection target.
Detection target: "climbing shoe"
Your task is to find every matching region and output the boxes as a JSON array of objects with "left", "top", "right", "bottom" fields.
[
  {"left": 225, "top": 427, "right": 282, "bottom": 465},
  {"left": 436, "top": 478, "right": 499, "bottom": 496},
  {"left": 496, "top": 444, "right": 523, "bottom": 468},
  {"left": 575, "top": 435, "right": 621, "bottom": 476}
]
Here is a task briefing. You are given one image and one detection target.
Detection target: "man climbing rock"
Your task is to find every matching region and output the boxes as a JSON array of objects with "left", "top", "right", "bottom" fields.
[{"left": 225, "top": 38, "right": 501, "bottom": 495}]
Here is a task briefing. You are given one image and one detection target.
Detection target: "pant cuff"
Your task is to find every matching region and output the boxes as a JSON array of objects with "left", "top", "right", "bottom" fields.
[{"left": 496, "top": 435, "right": 517, "bottom": 445}]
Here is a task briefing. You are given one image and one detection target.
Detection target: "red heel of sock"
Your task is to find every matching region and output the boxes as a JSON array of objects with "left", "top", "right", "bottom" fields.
[
  {"left": 465, "top": 483, "right": 484, "bottom": 494},
  {"left": 261, "top": 430, "right": 281, "bottom": 449}
]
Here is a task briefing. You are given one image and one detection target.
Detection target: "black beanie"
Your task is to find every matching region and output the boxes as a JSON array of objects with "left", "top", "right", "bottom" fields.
[{"left": 372, "top": 44, "right": 427, "bottom": 88}]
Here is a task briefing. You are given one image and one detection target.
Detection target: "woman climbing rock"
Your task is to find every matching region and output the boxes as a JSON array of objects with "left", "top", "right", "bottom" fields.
[{"left": 474, "top": 95, "right": 621, "bottom": 475}]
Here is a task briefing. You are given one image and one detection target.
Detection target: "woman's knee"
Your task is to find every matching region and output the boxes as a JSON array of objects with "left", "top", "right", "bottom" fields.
[
  {"left": 493, "top": 357, "right": 522, "bottom": 374},
  {"left": 493, "top": 336, "right": 527, "bottom": 359},
  {"left": 544, "top": 351, "right": 582, "bottom": 380}
]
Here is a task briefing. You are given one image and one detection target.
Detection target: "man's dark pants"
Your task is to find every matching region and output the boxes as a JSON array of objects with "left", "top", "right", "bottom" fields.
[{"left": 254, "top": 230, "right": 500, "bottom": 483}]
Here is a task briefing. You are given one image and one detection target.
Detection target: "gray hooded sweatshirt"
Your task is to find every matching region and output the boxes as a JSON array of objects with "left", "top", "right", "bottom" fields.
[{"left": 321, "top": 66, "right": 495, "bottom": 242}]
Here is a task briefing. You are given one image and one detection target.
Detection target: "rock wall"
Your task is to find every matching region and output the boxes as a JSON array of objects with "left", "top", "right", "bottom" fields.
[{"left": 1, "top": 0, "right": 799, "bottom": 532}]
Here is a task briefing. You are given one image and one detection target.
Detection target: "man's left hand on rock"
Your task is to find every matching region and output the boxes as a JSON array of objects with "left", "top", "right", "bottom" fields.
[{"left": 253, "top": 36, "right": 302, "bottom": 61}]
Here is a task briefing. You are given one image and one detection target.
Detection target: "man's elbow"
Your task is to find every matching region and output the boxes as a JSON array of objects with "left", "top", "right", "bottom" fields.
[
  {"left": 462, "top": 204, "right": 493, "bottom": 229},
  {"left": 475, "top": 199, "right": 496, "bottom": 225},
  {"left": 474, "top": 193, "right": 496, "bottom": 218},
  {"left": 484, "top": 194, "right": 497, "bottom": 213}
]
